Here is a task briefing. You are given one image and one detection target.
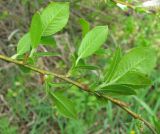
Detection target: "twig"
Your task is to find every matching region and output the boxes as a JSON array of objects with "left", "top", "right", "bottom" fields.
[
  {"left": 121, "top": 106, "right": 157, "bottom": 134},
  {"left": 0, "top": 54, "right": 157, "bottom": 134}
]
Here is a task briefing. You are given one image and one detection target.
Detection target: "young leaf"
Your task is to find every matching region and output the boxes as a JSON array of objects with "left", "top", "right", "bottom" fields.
[
  {"left": 40, "top": 36, "right": 56, "bottom": 47},
  {"left": 34, "top": 52, "right": 60, "bottom": 57},
  {"left": 48, "top": 82, "right": 69, "bottom": 88},
  {"left": 110, "top": 47, "right": 156, "bottom": 84},
  {"left": 41, "top": 2, "right": 69, "bottom": 36},
  {"left": 30, "top": 12, "right": 43, "bottom": 48},
  {"left": 49, "top": 91, "right": 77, "bottom": 119},
  {"left": 17, "top": 33, "right": 31, "bottom": 55},
  {"left": 77, "top": 26, "right": 108, "bottom": 64},
  {"left": 104, "top": 47, "right": 122, "bottom": 83},
  {"left": 79, "top": 18, "right": 90, "bottom": 37},
  {"left": 96, "top": 84, "right": 136, "bottom": 96},
  {"left": 116, "top": 71, "right": 151, "bottom": 89}
]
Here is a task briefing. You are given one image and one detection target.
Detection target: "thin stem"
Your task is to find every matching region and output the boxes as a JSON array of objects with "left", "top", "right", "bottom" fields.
[
  {"left": 0, "top": 54, "right": 157, "bottom": 134},
  {"left": 121, "top": 107, "right": 157, "bottom": 134},
  {"left": 0, "top": 54, "right": 85, "bottom": 90}
]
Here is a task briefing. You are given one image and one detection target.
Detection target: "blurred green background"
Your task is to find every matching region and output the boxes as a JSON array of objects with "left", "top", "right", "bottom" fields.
[{"left": 0, "top": 0, "right": 160, "bottom": 133}]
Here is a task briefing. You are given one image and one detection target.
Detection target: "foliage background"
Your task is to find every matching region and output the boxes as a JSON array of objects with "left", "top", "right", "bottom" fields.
[{"left": 0, "top": 0, "right": 160, "bottom": 133}]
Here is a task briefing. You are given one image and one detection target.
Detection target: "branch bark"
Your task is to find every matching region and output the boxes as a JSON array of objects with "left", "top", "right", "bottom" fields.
[{"left": 0, "top": 54, "right": 157, "bottom": 134}]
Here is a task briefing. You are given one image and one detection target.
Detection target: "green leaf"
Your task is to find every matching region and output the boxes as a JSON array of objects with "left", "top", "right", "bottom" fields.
[
  {"left": 79, "top": 18, "right": 90, "bottom": 37},
  {"left": 77, "top": 26, "right": 108, "bottom": 64},
  {"left": 30, "top": 12, "right": 43, "bottom": 48},
  {"left": 40, "top": 36, "right": 56, "bottom": 47},
  {"left": 49, "top": 91, "right": 77, "bottom": 119},
  {"left": 116, "top": 71, "right": 151, "bottom": 89},
  {"left": 48, "top": 82, "right": 69, "bottom": 88},
  {"left": 110, "top": 47, "right": 156, "bottom": 84},
  {"left": 41, "top": 2, "right": 69, "bottom": 36},
  {"left": 34, "top": 52, "right": 60, "bottom": 57},
  {"left": 96, "top": 84, "right": 136, "bottom": 96},
  {"left": 104, "top": 47, "right": 122, "bottom": 82},
  {"left": 17, "top": 33, "right": 31, "bottom": 55}
]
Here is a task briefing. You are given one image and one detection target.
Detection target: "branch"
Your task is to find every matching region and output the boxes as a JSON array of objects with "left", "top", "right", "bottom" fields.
[{"left": 0, "top": 54, "right": 157, "bottom": 134}]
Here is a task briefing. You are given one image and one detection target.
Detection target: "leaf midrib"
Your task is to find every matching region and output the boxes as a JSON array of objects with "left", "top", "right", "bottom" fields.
[
  {"left": 53, "top": 93, "right": 75, "bottom": 118},
  {"left": 78, "top": 28, "right": 106, "bottom": 59},
  {"left": 109, "top": 57, "right": 146, "bottom": 84},
  {"left": 42, "top": 5, "right": 65, "bottom": 35}
]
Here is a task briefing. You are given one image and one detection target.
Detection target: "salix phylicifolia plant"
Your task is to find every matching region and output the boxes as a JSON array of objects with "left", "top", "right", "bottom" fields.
[{"left": 0, "top": 2, "right": 159, "bottom": 134}]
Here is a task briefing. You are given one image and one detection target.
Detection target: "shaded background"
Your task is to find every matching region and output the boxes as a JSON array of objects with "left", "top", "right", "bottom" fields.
[{"left": 0, "top": 0, "right": 160, "bottom": 133}]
